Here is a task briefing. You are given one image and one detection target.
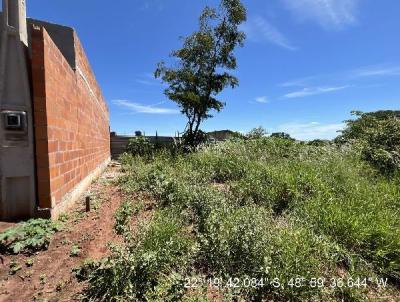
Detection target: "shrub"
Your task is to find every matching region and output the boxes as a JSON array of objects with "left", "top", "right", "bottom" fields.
[
  {"left": 114, "top": 199, "right": 134, "bottom": 235},
  {"left": 83, "top": 212, "right": 196, "bottom": 301},
  {"left": 200, "top": 206, "right": 272, "bottom": 278},
  {"left": 183, "top": 186, "right": 228, "bottom": 233},
  {"left": 73, "top": 258, "right": 100, "bottom": 282},
  {"left": 70, "top": 244, "right": 81, "bottom": 257},
  {"left": 338, "top": 110, "right": 400, "bottom": 174},
  {"left": 191, "top": 149, "right": 249, "bottom": 182},
  {"left": 126, "top": 136, "right": 155, "bottom": 157},
  {"left": 362, "top": 146, "right": 400, "bottom": 175},
  {"left": 0, "top": 219, "right": 62, "bottom": 254}
]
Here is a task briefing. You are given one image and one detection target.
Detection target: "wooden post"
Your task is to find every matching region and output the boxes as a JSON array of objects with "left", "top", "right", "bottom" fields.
[{"left": 85, "top": 196, "right": 91, "bottom": 212}]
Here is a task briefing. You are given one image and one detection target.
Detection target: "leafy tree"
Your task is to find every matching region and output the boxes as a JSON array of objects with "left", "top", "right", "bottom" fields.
[
  {"left": 155, "top": 0, "right": 247, "bottom": 147},
  {"left": 230, "top": 131, "right": 246, "bottom": 140},
  {"left": 270, "top": 132, "right": 295, "bottom": 141},
  {"left": 246, "top": 126, "right": 267, "bottom": 139},
  {"left": 339, "top": 110, "right": 400, "bottom": 141},
  {"left": 338, "top": 110, "right": 400, "bottom": 174}
]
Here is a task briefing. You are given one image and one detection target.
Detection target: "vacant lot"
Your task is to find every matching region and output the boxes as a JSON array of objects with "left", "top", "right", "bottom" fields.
[
  {"left": 1, "top": 139, "right": 399, "bottom": 301},
  {"left": 82, "top": 138, "right": 399, "bottom": 301}
]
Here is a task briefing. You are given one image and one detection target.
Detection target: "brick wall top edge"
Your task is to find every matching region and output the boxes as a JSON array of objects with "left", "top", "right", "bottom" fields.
[
  {"left": 73, "top": 31, "right": 110, "bottom": 116},
  {"left": 31, "top": 25, "right": 75, "bottom": 75},
  {"left": 28, "top": 18, "right": 76, "bottom": 70},
  {"left": 30, "top": 24, "right": 109, "bottom": 118},
  {"left": 27, "top": 17, "right": 74, "bottom": 33}
]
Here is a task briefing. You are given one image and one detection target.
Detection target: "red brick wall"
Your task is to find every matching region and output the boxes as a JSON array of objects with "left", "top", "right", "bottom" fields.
[{"left": 31, "top": 26, "right": 110, "bottom": 210}]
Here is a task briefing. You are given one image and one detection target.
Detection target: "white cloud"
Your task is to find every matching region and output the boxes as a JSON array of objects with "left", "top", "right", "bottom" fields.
[
  {"left": 279, "top": 72, "right": 343, "bottom": 88},
  {"left": 242, "top": 17, "right": 297, "bottom": 50},
  {"left": 135, "top": 79, "right": 163, "bottom": 86},
  {"left": 135, "top": 72, "right": 165, "bottom": 87},
  {"left": 283, "top": 85, "right": 349, "bottom": 98},
  {"left": 279, "top": 63, "right": 400, "bottom": 89},
  {"left": 352, "top": 65, "right": 400, "bottom": 77},
  {"left": 280, "top": 77, "right": 315, "bottom": 88},
  {"left": 255, "top": 96, "right": 269, "bottom": 103},
  {"left": 113, "top": 100, "right": 179, "bottom": 114},
  {"left": 282, "top": 0, "right": 359, "bottom": 29},
  {"left": 277, "top": 121, "right": 345, "bottom": 140}
]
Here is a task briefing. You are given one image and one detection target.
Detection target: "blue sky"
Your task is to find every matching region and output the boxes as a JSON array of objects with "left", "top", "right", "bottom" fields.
[{"left": 27, "top": 0, "right": 400, "bottom": 140}]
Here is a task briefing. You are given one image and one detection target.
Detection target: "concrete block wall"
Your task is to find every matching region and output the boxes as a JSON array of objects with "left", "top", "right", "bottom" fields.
[{"left": 31, "top": 25, "right": 110, "bottom": 217}]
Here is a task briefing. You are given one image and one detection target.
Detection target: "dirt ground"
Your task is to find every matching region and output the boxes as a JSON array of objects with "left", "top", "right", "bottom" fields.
[{"left": 0, "top": 163, "right": 126, "bottom": 302}]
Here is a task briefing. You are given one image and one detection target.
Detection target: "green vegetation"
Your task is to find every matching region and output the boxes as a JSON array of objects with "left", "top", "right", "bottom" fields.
[
  {"left": 70, "top": 244, "right": 81, "bottom": 257},
  {"left": 0, "top": 219, "right": 62, "bottom": 254},
  {"left": 83, "top": 213, "right": 196, "bottom": 301},
  {"left": 114, "top": 199, "right": 135, "bottom": 235},
  {"left": 155, "top": 0, "right": 247, "bottom": 147},
  {"left": 80, "top": 123, "right": 400, "bottom": 301},
  {"left": 338, "top": 110, "right": 400, "bottom": 175},
  {"left": 39, "top": 273, "right": 47, "bottom": 285},
  {"left": 246, "top": 126, "right": 267, "bottom": 139},
  {"left": 9, "top": 259, "right": 22, "bottom": 275},
  {"left": 127, "top": 136, "right": 156, "bottom": 157},
  {"left": 25, "top": 258, "right": 34, "bottom": 267},
  {"left": 270, "top": 132, "right": 295, "bottom": 141}
]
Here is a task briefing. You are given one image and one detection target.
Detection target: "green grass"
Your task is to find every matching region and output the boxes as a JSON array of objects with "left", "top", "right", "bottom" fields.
[
  {"left": 83, "top": 212, "right": 196, "bottom": 301},
  {"left": 82, "top": 138, "right": 400, "bottom": 301}
]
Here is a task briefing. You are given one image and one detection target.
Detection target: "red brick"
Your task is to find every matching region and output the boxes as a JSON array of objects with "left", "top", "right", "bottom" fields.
[{"left": 31, "top": 25, "right": 110, "bottom": 208}]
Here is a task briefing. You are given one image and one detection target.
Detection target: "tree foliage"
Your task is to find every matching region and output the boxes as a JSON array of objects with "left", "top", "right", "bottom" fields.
[
  {"left": 246, "top": 126, "right": 267, "bottom": 139},
  {"left": 338, "top": 110, "right": 400, "bottom": 174},
  {"left": 270, "top": 132, "right": 295, "bottom": 141},
  {"left": 155, "top": 0, "right": 247, "bottom": 147}
]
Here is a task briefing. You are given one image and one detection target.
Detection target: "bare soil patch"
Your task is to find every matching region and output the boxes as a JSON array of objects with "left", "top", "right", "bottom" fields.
[{"left": 0, "top": 164, "right": 127, "bottom": 302}]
